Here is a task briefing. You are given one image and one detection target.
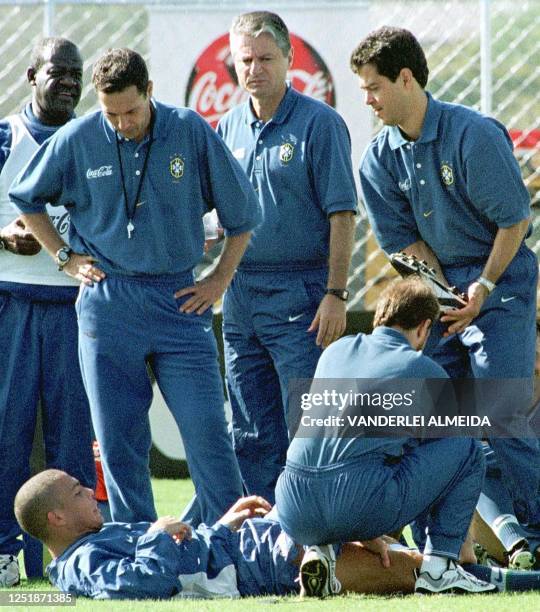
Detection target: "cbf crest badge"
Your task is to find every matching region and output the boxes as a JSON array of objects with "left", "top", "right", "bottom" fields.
[
  {"left": 279, "top": 143, "right": 294, "bottom": 164},
  {"left": 440, "top": 163, "right": 454, "bottom": 186},
  {"left": 170, "top": 156, "right": 184, "bottom": 180}
]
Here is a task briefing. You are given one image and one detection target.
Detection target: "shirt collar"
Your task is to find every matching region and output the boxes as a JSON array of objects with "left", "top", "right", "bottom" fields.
[
  {"left": 23, "top": 102, "right": 74, "bottom": 135},
  {"left": 244, "top": 83, "right": 297, "bottom": 128},
  {"left": 371, "top": 326, "right": 411, "bottom": 346},
  {"left": 387, "top": 91, "right": 441, "bottom": 150}
]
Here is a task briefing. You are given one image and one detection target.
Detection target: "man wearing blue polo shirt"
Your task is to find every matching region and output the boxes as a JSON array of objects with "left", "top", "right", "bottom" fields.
[
  {"left": 218, "top": 11, "right": 357, "bottom": 503},
  {"left": 10, "top": 48, "right": 260, "bottom": 527},
  {"left": 0, "top": 38, "right": 95, "bottom": 586},
  {"left": 350, "top": 27, "right": 540, "bottom": 537},
  {"left": 276, "top": 278, "right": 495, "bottom": 595}
]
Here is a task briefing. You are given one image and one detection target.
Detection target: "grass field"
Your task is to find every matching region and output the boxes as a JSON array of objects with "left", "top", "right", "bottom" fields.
[{"left": 3, "top": 478, "right": 540, "bottom": 610}]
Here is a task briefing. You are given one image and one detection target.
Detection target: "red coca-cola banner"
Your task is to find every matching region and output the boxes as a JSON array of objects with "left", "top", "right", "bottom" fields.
[{"left": 186, "top": 32, "right": 336, "bottom": 128}]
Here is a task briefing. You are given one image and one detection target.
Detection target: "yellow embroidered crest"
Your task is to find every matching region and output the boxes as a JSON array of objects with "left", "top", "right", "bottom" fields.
[{"left": 170, "top": 156, "right": 184, "bottom": 179}]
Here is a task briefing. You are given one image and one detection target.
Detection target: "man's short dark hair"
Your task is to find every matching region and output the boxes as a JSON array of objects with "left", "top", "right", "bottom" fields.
[
  {"left": 350, "top": 26, "right": 429, "bottom": 88},
  {"left": 373, "top": 277, "right": 439, "bottom": 329},
  {"left": 92, "top": 48, "right": 148, "bottom": 95},
  {"left": 29, "top": 37, "right": 79, "bottom": 72}
]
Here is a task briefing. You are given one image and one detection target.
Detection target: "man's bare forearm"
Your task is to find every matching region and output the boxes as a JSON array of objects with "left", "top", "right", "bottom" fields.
[
  {"left": 479, "top": 218, "right": 530, "bottom": 283},
  {"left": 20, "top": 212, "right": 65, "bottom": 258},
  {"left": 402, "top": 240, "right": 449, "bottom": 285},
  {"left": 211, "top": 230, "right": 251, "bottom": 284},
  {"left": 327, "top": 211, "right": 356, "bottom": 288}
]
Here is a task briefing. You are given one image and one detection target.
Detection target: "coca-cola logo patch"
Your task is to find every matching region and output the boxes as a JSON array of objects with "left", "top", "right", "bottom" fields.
[
  {"left": 86, "top": 165, "right": 113, "bottom": 179},
  {"left": 186, "top": 32, "right": 335, "bottom": 128}
]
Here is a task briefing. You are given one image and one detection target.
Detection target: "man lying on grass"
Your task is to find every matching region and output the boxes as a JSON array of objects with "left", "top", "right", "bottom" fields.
[{"left": 14, "top": 470, "right": 540, "bottom": 599}]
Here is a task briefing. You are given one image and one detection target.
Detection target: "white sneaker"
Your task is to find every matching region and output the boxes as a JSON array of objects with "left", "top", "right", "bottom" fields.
[
  {"left": 0, "top": 554, "right": 20, "bottom": 587},
  {"left": 415, "top": 560, "right": 497, "bottom": 594},
  {"left": 299, "top": 544, "right": 341, "bottom": 598}
]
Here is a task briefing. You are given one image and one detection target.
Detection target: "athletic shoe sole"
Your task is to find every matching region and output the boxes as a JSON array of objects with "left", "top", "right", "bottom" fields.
[
  {"left": 509, "top": 548, "right": 535, "bottom": 570},
  {"left": 300, "top": 557, "right": 330, "bottom": 598}
]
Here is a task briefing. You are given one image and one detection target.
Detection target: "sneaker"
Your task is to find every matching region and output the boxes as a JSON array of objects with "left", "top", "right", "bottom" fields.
[
  {"left": 299, "top": 544, "right": 341, "bottom": 598},
  {"left": 0, "top": 554, "right": 20, "bottom": 587},
  {"left": 415, "top": 560, "right": 497, "bottom": 594},
  {"left": 508, "top": 540, "right": 535, "bottom": 570}
]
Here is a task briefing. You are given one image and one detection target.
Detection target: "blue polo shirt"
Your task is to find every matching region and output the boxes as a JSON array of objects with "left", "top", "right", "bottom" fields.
[
  {"left": 218, "top": 86, "right": 357, "bottom": 272},
  {"left": 359, "top": 93, "right": 530, "bottom": 266},
  {"left": 10, "top": 101, "right": 260, "bottom": 276},
  {"left": 287, "top": 326, "right": 450, "bottom": 468}
]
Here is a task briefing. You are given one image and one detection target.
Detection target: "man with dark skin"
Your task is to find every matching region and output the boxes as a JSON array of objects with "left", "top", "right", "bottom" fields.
[{"left": 0, "top": 38, "right": 95, "bottom": 587}]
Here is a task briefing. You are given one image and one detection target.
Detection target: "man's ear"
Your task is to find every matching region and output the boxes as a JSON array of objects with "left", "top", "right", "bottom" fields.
[
  {"left": 287, "top": 46, "right": 294, "bottom": 69},
  {"left": 27, "top": 67, "right": 36, "bottom": 86},
  {"left": 417, "top": 318, "right": 432, "bottom": 348},
  {"left": 400, "top": 67, "right": 414, "bottom": 89},
  {"left": 47, "top": 509, "right": 66, "bottom": 528}
]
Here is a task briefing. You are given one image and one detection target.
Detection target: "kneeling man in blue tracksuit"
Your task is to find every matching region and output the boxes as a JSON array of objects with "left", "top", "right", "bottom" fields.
[{"left": 276, "top": 278, "right": 495, "bottom": 595}]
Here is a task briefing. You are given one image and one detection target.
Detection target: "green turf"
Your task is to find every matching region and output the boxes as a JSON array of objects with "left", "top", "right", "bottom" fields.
[{"left": 3, "top": 478, "right": 540, "bottom": 609}]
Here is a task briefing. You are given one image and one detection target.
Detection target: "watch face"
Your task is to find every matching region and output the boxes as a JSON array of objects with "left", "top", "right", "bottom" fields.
[{"left": 57, "top": 247, "right": 71, "bottom": 263}]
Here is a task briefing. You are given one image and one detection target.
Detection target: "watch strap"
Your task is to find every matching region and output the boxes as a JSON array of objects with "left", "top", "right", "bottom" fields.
[
  {"left": 477, "top": 276, "right": 496, "bottom": 294},
  {"left": 325, "top": 288, "right": 349, "bottom": 301}
]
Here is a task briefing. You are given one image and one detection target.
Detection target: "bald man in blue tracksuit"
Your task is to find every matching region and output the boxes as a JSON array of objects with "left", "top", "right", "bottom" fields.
[
  {"left": 351, "top": 26, "right": 540, "bottom": 529},
  {"left": 48, "top": 516, "right": 300, "bottom": 600},
  {"left": 10, "top": 49, "right": 260, "bottom": 527},
  {"left": 217, "top": 11, "right": 357, "bottom": 504}
]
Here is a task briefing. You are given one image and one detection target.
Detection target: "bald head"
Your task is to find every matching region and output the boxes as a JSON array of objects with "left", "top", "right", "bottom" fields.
[{"left": 14, "top": 469, "right": 68, "bottom": 542}]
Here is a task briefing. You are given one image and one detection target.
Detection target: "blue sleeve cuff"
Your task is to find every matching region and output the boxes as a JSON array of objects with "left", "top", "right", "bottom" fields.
[
  {"left": 326, "top": 201, "right": 358, "bottom": 216},
  {"left": 9, "top": 198, "right": 48, "bottom": 215}
]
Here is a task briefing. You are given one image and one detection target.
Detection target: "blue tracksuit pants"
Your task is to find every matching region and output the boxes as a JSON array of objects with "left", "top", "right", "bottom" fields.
[
  {"left": 223, "top": 268, "right": 326, "bottom": 503},
  {"left": 424, "top": 246, "right": 540, "bottom": 524},
  {"left": 276, "top": 438, "right": 485, "bottom": 559},
  {"left": 0, "top": 293, "right": 95, "bottom": 555},
  {"left": 76, "top": 272, "right": 243, "bottom": 525}
]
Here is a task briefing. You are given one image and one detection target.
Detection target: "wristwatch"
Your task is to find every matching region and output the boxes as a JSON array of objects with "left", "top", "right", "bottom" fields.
[
  {"left": 55, "top": 246, "right": 73, "bottom": 270},
  {"left": 477, "top": 276, "right": 496, "bottom": 294},
  {"left": 325, "top": 288, "right": 349, "bottom": 301}
]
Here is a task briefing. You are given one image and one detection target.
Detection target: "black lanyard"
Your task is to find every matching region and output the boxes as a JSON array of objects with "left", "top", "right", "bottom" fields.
[{"left": 115, "top": 115, "right": 155, "bottom": 239}]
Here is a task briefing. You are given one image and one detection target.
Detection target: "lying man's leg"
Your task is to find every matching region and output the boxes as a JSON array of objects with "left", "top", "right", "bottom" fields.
[{"left": 309, "top": 540, "right": 540, "bottom": 596}]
